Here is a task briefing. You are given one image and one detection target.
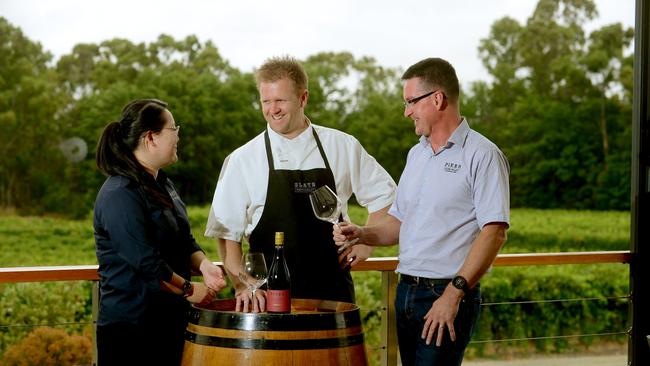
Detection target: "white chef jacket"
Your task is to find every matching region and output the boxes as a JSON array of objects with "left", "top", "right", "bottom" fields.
[{"left": 205, "top": 122, "right": 396, "bottom": 242}]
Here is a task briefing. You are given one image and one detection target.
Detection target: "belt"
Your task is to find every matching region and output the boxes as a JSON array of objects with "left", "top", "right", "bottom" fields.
[{"left": 400, "top": 274, "right": 451, "bottom": 287}]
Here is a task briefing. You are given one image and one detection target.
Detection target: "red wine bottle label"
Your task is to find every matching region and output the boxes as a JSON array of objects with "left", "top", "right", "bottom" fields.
[{"left": 267, "top": 290, "right": 291, "bottom": 313}]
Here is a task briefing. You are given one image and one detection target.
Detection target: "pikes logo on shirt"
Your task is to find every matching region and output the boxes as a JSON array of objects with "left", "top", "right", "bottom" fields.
[
  {"left": 444, "top": 162, "right": 461, "bottom": 173},
  {"left": 294, "top": 182, "right": 317, "bottom": 193}
]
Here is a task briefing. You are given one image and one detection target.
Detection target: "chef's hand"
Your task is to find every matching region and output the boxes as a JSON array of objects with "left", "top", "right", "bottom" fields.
[{"left": 235, "top": 287, "right": 266, "bottom": 313}]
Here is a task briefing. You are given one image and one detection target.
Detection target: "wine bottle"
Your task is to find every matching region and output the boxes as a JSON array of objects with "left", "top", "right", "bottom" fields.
[{"left": 267, "top": 232, "right": 291, "bottom": 313}]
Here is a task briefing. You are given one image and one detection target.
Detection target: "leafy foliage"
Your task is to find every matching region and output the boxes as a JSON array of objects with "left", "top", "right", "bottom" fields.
[
  {"left": 0, "top": 17, "right": 68, "bottom": 215},
  {"left": 0, "top": 0, "right": 636, "bottom": 361},
  {"left": 0, "top": 282, "right": 93, "bottom": 357},
  {"left": 468, "top": 264, "right": 628, "bottom": 357},
  {"left": 0, "top": 206, "right": 629, "bottom": 362},
  {"left": 472, "top": 0, "right": 633, "bottom": 209},
  {"left": 0, "top": 0, "right": 636, "bottom": 215},
  {"left": 349, "top": 205, "right": 629, "bottom": 360},
  {"left": 1, "top": 326, "right": 92, "bottom": 366}
]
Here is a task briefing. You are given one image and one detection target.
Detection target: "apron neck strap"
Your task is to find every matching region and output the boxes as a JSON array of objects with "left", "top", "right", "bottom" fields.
[{"left": 263, "top": 127, "right": 332, "bottom": 172}]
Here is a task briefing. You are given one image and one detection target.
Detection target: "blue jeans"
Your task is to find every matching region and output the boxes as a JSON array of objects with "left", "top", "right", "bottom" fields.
[{"left": 395, "top": 280, "right": 481, "bottom": 366}]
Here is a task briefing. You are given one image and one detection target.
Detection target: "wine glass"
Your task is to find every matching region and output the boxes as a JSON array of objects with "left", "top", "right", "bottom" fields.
[
  {"left": 309, "top": 185, "right": 359, "bottom": 253},
  {"left": 238, "top": 252, "right": 268, "bottom": 301}
]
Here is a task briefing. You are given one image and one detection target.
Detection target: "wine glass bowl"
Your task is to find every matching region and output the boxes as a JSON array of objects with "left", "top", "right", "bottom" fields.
[
  {"left": 309, "top": 185, "right": 359, "bottom": 253},
  {"left": 238, "top": 252, "right": 268, "bottom": 301},
  {"left": 309, "top": 185, "right": 342, "bottom": 224}
]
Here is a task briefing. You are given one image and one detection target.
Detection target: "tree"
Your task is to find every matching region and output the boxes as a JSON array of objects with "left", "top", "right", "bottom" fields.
[
  {"left": 0, "top": 17, "right": 67, "bottom": 213},
  {"left": 54, "top": 35, "right": 262, "bottom": 206},
  {"left": 3, "top": 0, "right": 633, "bottom": 214},
  {"left": 469, "top": 0, "right": 633, "bottom": 209},
  {"left": 583, "top": 23, "right": 635, "bottom": 167},
  {"left": 304, "top": 52, "right": 412, "bottom": 181}
]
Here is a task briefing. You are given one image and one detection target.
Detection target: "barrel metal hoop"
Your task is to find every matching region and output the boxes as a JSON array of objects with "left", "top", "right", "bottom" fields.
[
  {"left": 185, "top": 330, "right": 365, "bottom": 350},
  {"left": 188, "top": 307, "right": 362, "bottom": 331}
]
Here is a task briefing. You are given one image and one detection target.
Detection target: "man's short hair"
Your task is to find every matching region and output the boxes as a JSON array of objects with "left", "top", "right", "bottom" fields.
[
  {"left": 255, "top": 56, "right": 308, "bottom": 95},
  {"left": 402, "top": 58, "right": 459, "bottom": 104}
]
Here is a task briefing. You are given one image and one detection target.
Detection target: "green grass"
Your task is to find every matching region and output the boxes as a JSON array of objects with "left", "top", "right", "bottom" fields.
[
  {"left": 348, "top": 206, "right": 630, "bottom": 255},
  {"left": 505, "top": 208, "right": 629, "bottom": 253},
  {"left": 0, "top": 207, "right": 630, "bottom": 267},
  {"left": 0, "top": 214, "right": 96, "bottom": 266}
]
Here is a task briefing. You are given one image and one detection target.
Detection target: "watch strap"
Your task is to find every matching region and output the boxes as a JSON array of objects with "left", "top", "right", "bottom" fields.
[{"left": 452, "top": 275, "right": 469, "bottom": 293}]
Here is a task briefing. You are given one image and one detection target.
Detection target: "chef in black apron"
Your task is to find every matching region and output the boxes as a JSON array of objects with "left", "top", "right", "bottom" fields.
[
  {"left": 248, "top": 127, "right": 355, "bottom": 303},
  {"left": 206, "top": 57, "right": 396, "bottom": 312}
]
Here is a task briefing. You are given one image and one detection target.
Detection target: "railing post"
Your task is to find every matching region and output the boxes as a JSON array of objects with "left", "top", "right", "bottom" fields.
[
  {"left": 92, "top": 281, "right": 99, "bottom": 366},
  {"left": 631, "top": 0, "right": 650, "bottom": 365},
  {"left": 380, "top": 270, "right": 398, "bottom": 366}
]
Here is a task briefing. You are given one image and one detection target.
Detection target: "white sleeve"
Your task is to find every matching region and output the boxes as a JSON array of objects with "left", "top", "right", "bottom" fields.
[
  {"left": 204, "top": 153, "right": 250, "bottom": 241},
  {"left": 347, "top": 136, "right": 396, "bottom": 213}
]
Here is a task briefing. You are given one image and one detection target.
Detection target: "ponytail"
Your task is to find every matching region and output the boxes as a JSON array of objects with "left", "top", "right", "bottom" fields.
[{"left": 95, "top": 99, "right": 173, "bottom": 208}]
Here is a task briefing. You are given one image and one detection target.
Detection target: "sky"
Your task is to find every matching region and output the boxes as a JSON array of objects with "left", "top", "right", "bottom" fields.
[{"left": 1, "top": 0, "right": 636, "bottom": 86}]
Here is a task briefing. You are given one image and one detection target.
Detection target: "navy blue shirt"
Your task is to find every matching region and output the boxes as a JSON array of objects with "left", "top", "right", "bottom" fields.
[{"left": 93, "top": 172, "right": 202, "bottom": 326}]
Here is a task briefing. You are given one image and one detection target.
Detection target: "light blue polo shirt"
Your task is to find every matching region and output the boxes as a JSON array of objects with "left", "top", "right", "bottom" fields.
[{"left": 389, "top": 119, "right": 510, "bottom": 279}]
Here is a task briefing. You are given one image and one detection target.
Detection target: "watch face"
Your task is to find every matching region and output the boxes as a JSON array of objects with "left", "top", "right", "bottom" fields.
[
  {"left": 183, "top": 281, "right": 193, "bottom": 295},
  {"left": 453, "top": 276, "right": 467, "bottom": 290}
]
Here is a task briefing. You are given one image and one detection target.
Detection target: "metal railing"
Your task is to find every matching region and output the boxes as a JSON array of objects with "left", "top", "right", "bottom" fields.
[{"left": 0, "top": 250, "right": 632, "bottom": 366}]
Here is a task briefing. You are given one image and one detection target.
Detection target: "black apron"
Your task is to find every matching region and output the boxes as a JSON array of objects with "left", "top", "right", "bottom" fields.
[{"left": 248, "top": 128, "right": 355, "bottom": 303}]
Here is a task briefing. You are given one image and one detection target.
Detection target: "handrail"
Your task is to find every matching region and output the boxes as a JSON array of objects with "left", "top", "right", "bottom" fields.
[
  {"left": 0, "top": 251, "right": 632, "bottom": 283},
  {"left": 0, "top": 265, "right": 99, "bottom": 283},
  {"left": 0, "top": 250, "right": 633, "bottom": 366}
]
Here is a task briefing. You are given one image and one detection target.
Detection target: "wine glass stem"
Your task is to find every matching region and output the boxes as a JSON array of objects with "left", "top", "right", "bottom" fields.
[{"left": 338, "top": 240, "right": 356, "bottom": 253}]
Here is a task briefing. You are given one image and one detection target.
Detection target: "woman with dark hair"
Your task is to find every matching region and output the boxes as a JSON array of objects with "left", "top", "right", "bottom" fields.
[{"left": 93, "top": 99, "right": 226, "bottom": 365}]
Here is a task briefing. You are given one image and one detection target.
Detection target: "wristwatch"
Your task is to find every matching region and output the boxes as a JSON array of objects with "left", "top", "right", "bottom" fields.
[
  {"left": 452, "top": 275, "right": 469, "bottom": 293},
  {"left": 182, "top": 280, "right": 194, "bottom": 298}
]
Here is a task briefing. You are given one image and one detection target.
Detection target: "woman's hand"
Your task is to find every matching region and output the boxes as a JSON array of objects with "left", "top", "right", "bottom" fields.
[
  {"left": 186, "top": 282, "right": 216, "bottom": 306},
  {"left": 199, "top": 260, "right": 227, "bottom": 292}
]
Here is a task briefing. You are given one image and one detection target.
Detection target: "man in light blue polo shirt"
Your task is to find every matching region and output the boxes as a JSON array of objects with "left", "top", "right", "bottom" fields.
[{"left": 334, "top": 57, "right": 510, "bottom": 366}]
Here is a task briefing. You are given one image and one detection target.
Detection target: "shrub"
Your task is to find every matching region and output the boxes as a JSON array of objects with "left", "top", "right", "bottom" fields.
[
  {"left": 0, "top": 206, "right": 631, "bottom": 364},
  {"left": 1, "top": 326, "right": 92, "bottom": 366},
  {"left": 467, "top": 264, "right": 629, "bottom": 358},
  {"left": 0, "top": 282, "right": 93, "bottom": 356}
]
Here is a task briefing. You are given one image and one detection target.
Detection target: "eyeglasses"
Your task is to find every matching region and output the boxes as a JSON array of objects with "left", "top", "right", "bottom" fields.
[
  {"left": 164, "top": 125, "right": 180, "bottom": 132},
  {"left": 403, "top": 90, "right": 439, "bottom": 108}
]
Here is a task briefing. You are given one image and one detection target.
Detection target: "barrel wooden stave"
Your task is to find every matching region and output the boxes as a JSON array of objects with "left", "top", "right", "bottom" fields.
[
  {"left": 182, "top": 298, "right": 368, "bottom": 366},
  {"left": 182, "top": 344, "right": 367, "bottom": 366}
]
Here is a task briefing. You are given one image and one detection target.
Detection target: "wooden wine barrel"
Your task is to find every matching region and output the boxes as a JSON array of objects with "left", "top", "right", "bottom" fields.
[{"left": 181, "top": 298, "right": 368, "bottom": 366}]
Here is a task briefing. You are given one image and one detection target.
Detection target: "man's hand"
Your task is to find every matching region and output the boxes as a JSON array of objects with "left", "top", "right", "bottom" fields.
[
  {"left": 333, "top": 222, "right": 363, "bottom": 247},
  {"left": 422, "top": 285, "right": 464, "bottom": 346}
]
